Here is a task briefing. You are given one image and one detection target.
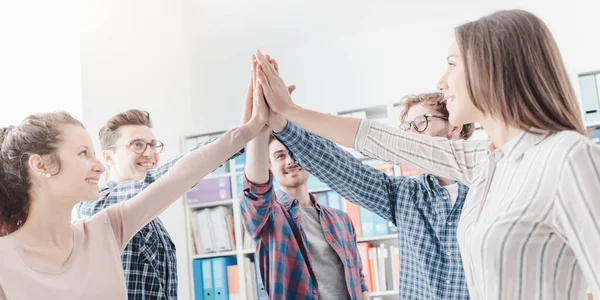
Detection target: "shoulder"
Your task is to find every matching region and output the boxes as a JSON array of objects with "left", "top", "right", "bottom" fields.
[{"left": 543, "top": 131, "right": 597, "bottom": 163}]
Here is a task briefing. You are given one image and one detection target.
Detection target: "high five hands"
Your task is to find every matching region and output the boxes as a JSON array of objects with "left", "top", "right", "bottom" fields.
[{"left": 240, "top": 50, "right": 296, "bottom": 133}]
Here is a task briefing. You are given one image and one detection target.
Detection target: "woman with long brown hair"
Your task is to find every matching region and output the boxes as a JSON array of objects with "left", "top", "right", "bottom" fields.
[{"left": 253, "top": 9, "right": 599, "bottom": 300}]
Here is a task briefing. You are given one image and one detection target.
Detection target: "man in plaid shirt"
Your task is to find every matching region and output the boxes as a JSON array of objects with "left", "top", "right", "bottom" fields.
[
  {"left": 241, "top": 115, "right": 370, "bottom": 298},
  {"left": 241, "top": 55, "right": 369, "bottom": 300},
  {"left": 75, "top": 109, "right": 239, "bottom": 300},
  {"left": 270, "top": 92, "right": 476, "bottom": 299}
]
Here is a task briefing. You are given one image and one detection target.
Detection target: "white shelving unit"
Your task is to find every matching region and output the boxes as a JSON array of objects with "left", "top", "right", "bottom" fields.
[{"left": 182, "top": 131, "right": 256, "bottom": 300}]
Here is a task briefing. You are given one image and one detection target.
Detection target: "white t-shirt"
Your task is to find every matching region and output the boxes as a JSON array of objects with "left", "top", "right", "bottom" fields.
[{"left": 443, "top": 183, "right": 459, "bottom": 207}]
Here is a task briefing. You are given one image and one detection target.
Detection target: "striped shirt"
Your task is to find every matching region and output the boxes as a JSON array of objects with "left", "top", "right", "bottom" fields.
[
  {"left": 240, "top": 173, "right": 368, "bottom": 300},
  {"left": 274, "top": 121, "right": 470, "bottom": 299},
  {"left": 355, "top": 119, "right": 600, "bottom": 300}
]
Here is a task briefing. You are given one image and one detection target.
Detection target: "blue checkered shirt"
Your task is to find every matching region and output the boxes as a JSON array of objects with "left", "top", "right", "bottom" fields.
[
  {"left": 274, "top": 122, "right": 470, "bottom": 300},
  {"left": 75, "top": 139, "right": 238, "bottom": 300}
]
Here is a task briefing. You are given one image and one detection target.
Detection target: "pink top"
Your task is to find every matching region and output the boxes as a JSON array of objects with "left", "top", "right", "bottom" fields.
[{"left": 0, "top": 126, "right": 250, "bottom": 300}]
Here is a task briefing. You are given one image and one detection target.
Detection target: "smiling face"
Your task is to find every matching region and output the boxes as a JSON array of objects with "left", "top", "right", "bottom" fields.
[
  {"left": 436, "top": 41, "right": 483, "bottom": 127},
  {"left": 103, "top": 125, "right": 160, "bottom": 182},
  {"left": 268, "top": 138, "right": 310, "bottom": 189},
  {"left": 31, "top": 124, "right": 106, "bottom": 203}
]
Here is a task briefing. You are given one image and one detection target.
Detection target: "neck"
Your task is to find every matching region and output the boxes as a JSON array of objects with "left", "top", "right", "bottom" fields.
[
  {"left": 480, "top": 117, "right": 524, "bottom": 148},
  {"left": 436, "top": 177, "right": 455, "bottom": 186},
  {"left": 14, "top": 190, "right": 74, "bottom": 246},
  {"left": 108, "top": 172, "right": 124, "bottom": 183},
  {"left": 280, "top": 183, "right": 313, "bottom": 207}
]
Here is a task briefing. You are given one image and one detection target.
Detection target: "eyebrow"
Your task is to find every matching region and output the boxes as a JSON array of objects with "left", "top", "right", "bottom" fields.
[
  {"left": 447, "top": 55, "right": 459, "bottom": 60},
  {"left": 129, "top": 138, "right": 157, "bottom": 143},
  {"left": 272, "top": 150, "right": 286, "bottom": 157}
]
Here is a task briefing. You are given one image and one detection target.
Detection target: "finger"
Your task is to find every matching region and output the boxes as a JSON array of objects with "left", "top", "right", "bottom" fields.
[
  {"left": 257, "top": 80, "right": 265, "bottom": 106},
  {"left": 287, "top": 85, "right": 296, "bottom": 94},
  {"left": 256, "top": 67, "right": 274, "bottom": 99},
  {"left": 255, "top": 50, "right": 277, "bottom": 79},
  {"left": 265, "top": 54, "right": 279, "bottom": 74},
  {"left": 271, "top": 59, "right": 279, "bottom": 74},
  {"left": 241, "top": 58, "right": 255, "bottom": 122}
]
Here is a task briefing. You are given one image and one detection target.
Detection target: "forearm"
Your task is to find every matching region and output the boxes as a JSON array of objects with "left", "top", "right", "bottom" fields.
[
  {"left": 280, "top": 104, "right": 360, "bottom": 148},
  {"left": 106, "top": 124, "right": 254, "bottom": 249},
  {"left": 274, "top": 121, "right": 396, "bottom": 221},
  {"left": 240, "top": 173, "right": 277, "bottom": 238},
  {"left": 244, "top": 130, "right": 270, "bottom": 184}
]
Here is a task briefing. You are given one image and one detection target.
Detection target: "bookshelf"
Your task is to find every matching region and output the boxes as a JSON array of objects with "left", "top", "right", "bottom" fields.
[{"left": 182, "top": 131, "right": 255, "bottom": 300}]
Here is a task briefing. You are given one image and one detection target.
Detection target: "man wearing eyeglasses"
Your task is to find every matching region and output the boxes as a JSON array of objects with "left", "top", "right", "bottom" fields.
[
  {"left": 270, "top": 92, "right": 477, "bottom": 299},
  {"left": 74, "top": 109, "right": 241, "bottom": 300}
]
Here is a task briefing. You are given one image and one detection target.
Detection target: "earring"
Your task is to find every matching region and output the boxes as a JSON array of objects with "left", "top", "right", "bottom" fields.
[{"left": 39, "top": 171, "right": 51, "bottom": 178}]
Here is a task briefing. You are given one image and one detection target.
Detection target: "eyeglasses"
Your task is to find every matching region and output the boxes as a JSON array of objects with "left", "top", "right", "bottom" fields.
[
  {"left": 109, "top": 139, "right": 164, "bottom": 154},
  {"left": 400, "top": 114, "right": 449, "bottom": 132}
]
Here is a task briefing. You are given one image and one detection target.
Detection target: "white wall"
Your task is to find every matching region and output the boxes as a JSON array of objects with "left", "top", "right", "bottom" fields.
[
  {"left": 182, "top": 0, "right": 599, "bottom": 134},
  {"left": 0, "top": 0, "right": 82, "bottom": 127},
  {"left": 80, "top": 0, "right": 194, "bottom": 298}
]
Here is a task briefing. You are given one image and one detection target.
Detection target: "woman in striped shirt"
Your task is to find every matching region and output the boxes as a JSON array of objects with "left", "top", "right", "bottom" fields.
[{"left": 253, "top": 9, "right": 600, "bottom": 300}]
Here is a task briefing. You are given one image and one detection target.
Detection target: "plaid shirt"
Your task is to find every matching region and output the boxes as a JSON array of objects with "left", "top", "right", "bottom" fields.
[
  {"left": 241, "top": 173, "right": 368, "bottom": 300},
  {"left": 76, "top": 139, "right": 238, "bottom": 300},
  {"left": 274, "top": 122, "right": 470, "bottom": 300}
]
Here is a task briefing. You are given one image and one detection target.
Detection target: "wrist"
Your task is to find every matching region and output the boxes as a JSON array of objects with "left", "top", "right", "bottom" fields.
[
  {"left": 281, "top": 103, "right": 301, "bottom": 118},
  {"left": 245, "top": 117, "right": 266, "bottom": 137},
  {"left": 270, "top": 118, "right": 288, "bottom": 134}
]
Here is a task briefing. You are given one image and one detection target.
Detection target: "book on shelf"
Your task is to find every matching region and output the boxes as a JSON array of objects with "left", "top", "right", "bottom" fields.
[
  {"left": 190, "top": 206, "right": 236, "bottom": 255},
  {"left": 192, "top": 256, "right": 237, "bottom": 300},
  {"left": 590, "top": 128, "right": 600, "bottom": 144},
  {"left": 187, "top": 176, "right": 232, "bottom": 205},
  {"left": 310, "top": 189, "right": 397, "bottom": 240},
  {"left": 367, "top": 244, "right": 400, "bottom": 293}
]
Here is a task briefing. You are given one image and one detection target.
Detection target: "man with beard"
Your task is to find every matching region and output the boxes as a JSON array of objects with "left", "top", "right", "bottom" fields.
[{"left": 241, "top": 133, "right": 370, "bottom": 300}]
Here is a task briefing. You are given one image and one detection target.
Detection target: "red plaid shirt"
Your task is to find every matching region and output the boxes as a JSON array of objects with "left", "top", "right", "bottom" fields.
[{"left": 240, "top": 173, "right": 368, "bottom": 299}]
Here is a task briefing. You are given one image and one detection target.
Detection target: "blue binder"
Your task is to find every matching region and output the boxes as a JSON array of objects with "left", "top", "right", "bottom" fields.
[
  {"left": 326, "top": 191, "right": 341, "bottom": 210},
  {"left": 192, "top": 259, "right": 204, "bottom": 299},
  {"left": 202, "top": 259, "right": 215, "bottom": 300},
  {"left": 212, "top": 257, "right": 237, "bottom": 300}
]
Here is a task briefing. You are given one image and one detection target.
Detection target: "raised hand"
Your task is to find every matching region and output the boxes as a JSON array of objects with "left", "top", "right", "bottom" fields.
[
  {"left": 261, "top": 54, "right": 296, "bottom": 132},
  {"left": 252, "top": 59, "right": 270, "bottom": 132},
  {"left": 240, "top": 58, "right": 255, "bottom": 126},
  {"left": 254, "top": 50, "right": 296, "bottom": 114}
]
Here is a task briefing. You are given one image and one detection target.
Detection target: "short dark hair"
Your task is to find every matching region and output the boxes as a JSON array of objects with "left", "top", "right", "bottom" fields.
[{"left": 99, "top": 109, "right": 152, "bottom": 150}]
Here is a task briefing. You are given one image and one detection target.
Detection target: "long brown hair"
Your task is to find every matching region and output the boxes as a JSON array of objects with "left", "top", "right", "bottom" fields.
[{"left": 456, "top": 10, "right": 587, "bottom": 135}]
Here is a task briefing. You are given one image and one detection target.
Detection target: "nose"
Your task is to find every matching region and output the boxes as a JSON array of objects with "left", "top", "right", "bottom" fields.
[
  {"left": 437, "top": 72, "right": 448, "bottom": 91},
  {"left": 285, "top": 156, "right": 295, "bottom": 166},
  {"left": 92, "top": 156, "right": 106, "bottom": 174},
  {"left": 141, "top": 144, "right": 154, "bottom": 158}
]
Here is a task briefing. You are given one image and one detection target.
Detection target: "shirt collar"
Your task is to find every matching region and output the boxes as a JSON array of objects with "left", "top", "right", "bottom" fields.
[
  {"left": 277, "top": 190, "right": 321, "bottom": 211},
  {"left": 488, "top": 129, "right": 549, "bottom": 162}
]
